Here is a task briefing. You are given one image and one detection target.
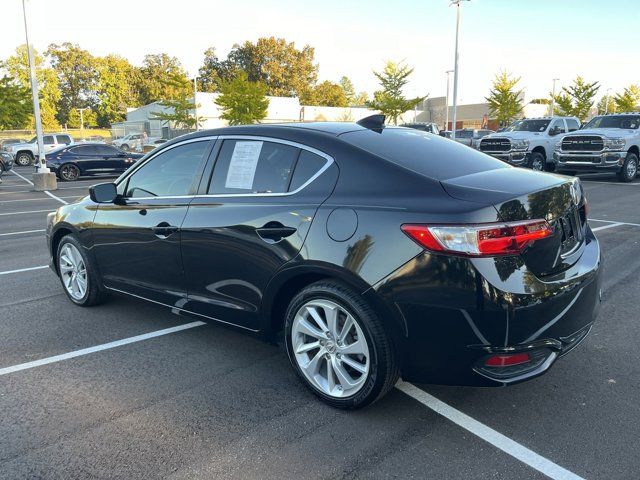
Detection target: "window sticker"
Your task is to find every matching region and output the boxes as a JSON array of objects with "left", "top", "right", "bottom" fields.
[{"left": 225, "top": 141, "right": 263, "bottom": 190}]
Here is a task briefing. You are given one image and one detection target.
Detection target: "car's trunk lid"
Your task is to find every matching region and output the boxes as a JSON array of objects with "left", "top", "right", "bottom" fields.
[{"left": 441, "top": 168, "right": 587, "bottom": 277}]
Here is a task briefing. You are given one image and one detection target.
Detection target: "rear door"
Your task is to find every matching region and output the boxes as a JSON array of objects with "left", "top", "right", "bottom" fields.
[
  {"left": 69, "top": 145, "right": 102, "bottom": 173},
  {"left": 97, "top": 144, "right": 128, "bottom": 173},
  {"left": 180, "top": 136, "right": 339, "bottom": 330}
]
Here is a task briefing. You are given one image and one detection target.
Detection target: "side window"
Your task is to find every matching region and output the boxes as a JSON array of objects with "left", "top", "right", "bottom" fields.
[
  {"left": 566, "top": 119, "right": 580, "bottom": 132},
  {"left": 97, "top": 145, "right": 120, "bottom": 155},
  {"left": 549, "top": 119, "right": 566, "bottom": 134},
  {"left": 71, "top": 145, "right": 99, "bottom": 156},
  {"left": 209, "top": 140, "right": 298, "bottom": 194},
  {"left": 125, "top": 141, "right": 208, "bottom": 198},
  {"left": 56, "top": 135, "right": 71, "bottom": 145},
  {"left": 289, "top": 150, "right": 328, "bottom": 191},
  {"left": 43, "top": 135, "right": 55, "bottom": 145}
]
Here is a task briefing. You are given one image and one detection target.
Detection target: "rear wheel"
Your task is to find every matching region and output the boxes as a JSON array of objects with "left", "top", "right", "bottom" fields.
[
  {"left": 121, "top": 143, "right": 130, "bottom": 151},
  {"left": 56, "top": 235, "right": 108, "bottom": 306},
  {"left": 617, "top": 153, "right": 638, "bottom": 182},
  {"left": 15, "top": 152, "right": 33, "bottom": 166},
  {"left": 285, "top": 280, "right": 399, "bottom": 409},
  {"left": 528, "top": 152, "right": 545, "bottom": 171},
  {"left": 59, "top": 163, "right": 80, "bottom": 181}
]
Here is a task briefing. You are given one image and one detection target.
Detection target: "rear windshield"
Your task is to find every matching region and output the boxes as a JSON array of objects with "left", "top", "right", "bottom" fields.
[
  {"left": 584, "top": 115, "right": 640, "bottom": 130},
  {"left": 340, "top": 127, "right": 509, "bottom": 181}
]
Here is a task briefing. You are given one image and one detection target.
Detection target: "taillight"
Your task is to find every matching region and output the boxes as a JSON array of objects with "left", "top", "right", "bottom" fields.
[{"left": 401, "top": 219, "right": 552, "bottom": 257}]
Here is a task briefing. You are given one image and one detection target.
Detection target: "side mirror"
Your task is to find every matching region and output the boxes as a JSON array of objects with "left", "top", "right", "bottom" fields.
[{"left": 89, "top": 182, "right": 118, "bottom": 203}]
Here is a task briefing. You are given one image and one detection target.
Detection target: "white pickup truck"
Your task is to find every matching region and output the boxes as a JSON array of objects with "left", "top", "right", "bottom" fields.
[
  {"left": 554, "top": 113, "right": 640, "bottom": 182},
  {"left": 7, "top": 133, "right": 74, "bottom": 166},
  {"left": 478, "top": 116, "right": 581, "bottom": 171}
]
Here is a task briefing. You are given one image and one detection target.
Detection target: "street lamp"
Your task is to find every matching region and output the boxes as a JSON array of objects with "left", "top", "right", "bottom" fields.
[
  {"left": 550, "top": 78, "right": 559, "bottom": 116},
  {"left": 445, "top": 70, "right": 453, "bottom": 130},
  {"left": 193, "top": 77, "right": 199, "bottom": 131},
  {"left": 22, "top": 0, "right": 56, "bottom": 190},
  {"left": 450, "top": 0, "right": 470, "bottom": 141},
  {"left": 77, "top": 107, "right": 89, "bottom": 131}
]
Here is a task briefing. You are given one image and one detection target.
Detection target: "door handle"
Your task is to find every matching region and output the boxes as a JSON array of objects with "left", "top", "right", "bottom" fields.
[
  {"left": 256, "top": 222, "right": 297, "bottom": 242},
  {"left": 152, "top": 222, "right": 179, "bottom": 238}
]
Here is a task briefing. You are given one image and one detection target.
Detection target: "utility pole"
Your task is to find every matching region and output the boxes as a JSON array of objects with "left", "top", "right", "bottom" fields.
[
  {"left": 445, "top": 70, "right": 453, "bottom": 130},
  {"left": 550, "top": 78, "right": 559, "bottom": 116},
  {"left": 450, "top": 0, "right": 469, "bottom": 140},
  {"left": 78, "top": 107, "right": 89, "bottom": 131},
  {"left": 22, "top": 0, "right": 56, "bottom": 190},
  {"left": 193, "top": 77, "right": 199, "bottom": 130}
]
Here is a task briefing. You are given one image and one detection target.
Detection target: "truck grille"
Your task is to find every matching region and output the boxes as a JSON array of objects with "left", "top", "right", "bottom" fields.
[
  {"left": 479, "top": 138, "right": 511, "bottom": 152},
  {"left": 561, "top": 136, "right": 604, "bottom": 152}
]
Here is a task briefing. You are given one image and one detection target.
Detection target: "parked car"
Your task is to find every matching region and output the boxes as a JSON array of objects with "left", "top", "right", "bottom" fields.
[
  {"left": 7, "top": 133, "right": 74, "bottom": 166},
  {"left": 0, "top": 151, "right": 14, "bottom": 180},
  {"left": 142, "top": 138, "right": 168, "bottom": 153},
  {"left": 554, "top": 112, "right": 640, "bottom": 182},
  {"left": 112, "top": 133, "right": 143, "bottom": 151},
  {"left": 401, "top": 122, "right": 440, "bottom": 135},
  {"left": 46, "top": 116, "right": 601, "bottom": 409},
  {"left": 478, "top": 116, "right": 580, "bottom": 171},
  {"left": 45, "top": 143, "right": 143, "bottom": 181},
  {"left": 449, "top": 128, "right": 496, "bottom": 148},
  {"left": 1, "top": 138, "right": 25, "bottom": 151}
]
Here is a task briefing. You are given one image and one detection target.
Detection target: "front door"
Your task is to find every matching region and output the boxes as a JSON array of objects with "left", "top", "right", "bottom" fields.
[
  {"left": 181, "top": 138, "right": 338, "bottom": 330},
  {"left": 91, "top": 139, "right": 212, "bottom": 305}
]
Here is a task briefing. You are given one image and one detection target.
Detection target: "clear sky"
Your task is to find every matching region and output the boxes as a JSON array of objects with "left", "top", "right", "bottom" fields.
[{"left": 3, "top": 0, "right": 640, "bottom": 104}]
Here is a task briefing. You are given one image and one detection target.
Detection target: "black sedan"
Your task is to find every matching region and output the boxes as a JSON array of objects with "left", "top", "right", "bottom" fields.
[
  {"left": 0, "top": 151, "right": 14, "bottom": 180},
  {"left": 45, "top": 116, "right": 602, "bottom": 409},
  {"left": 45, "top": 143, "right": 143, "bottom": 181}
]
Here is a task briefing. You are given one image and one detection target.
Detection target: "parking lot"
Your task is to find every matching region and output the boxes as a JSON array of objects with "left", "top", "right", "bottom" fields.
[{"left": 1, "top": 166, "right": 639, "bottom": 480}]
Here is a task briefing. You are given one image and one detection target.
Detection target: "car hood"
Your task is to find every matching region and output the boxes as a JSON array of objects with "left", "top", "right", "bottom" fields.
[
  {"left": 483, "top": 131, "right": 541, "bottom": 141},
  {"left": 9, "top": 142, "right": 34, "bottom": 150},
  {"left": 561, "top": 128, "right": 637, "bottom": 138}
]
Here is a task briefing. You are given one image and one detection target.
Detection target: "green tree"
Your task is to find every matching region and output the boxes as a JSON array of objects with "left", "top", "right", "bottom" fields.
[
  {"left": 596, "top": 95, "right": 617, "bottom": 115},
  {"left": 6, "top": 45, "right": 61, "bottom": 130},
  {"left": 95, "top": 54, "right": 139, "bottom": 127},
  {"left": 353, "top": 91, "right": 369, "bottom": 106},
  {"left": 67, "top": 107, "right": 98, "bottom": 129},
  {"left": 551, "top": 77, "right": 599, "bottom": 121},
  {"left": 46, "top": 43, "right": 98, "bottom": 125},
  {"left": 0, "top": 73, "right": 32, "bottom": 129},
  {"left": 136, "top": 53, "right": 191, "bottom": 105},
  {"left": 366, "top": 61, "right": 425, "bottom": 125},
  {"left": 215, "top": 71, "right": 269, "bottom": 125},
  {"left": 485, "top": 71, "right": 524, "bottom": 126},
  {"left": 198, "top": 47, "right": 225, "bottom": 92},
  {"left": 339, "top": 76, "right": 356, "bottom": 105},
  {"left": 150, "top": 96, "right": 201, "bottom": 129},
  {"left": 614, "top": 84, "right": 640, "bottom": 112},
  {"left": 300, "top": 80, "right": 348, "bottom": 107}
]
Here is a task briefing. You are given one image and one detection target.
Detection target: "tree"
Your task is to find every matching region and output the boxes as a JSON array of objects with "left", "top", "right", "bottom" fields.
[
  {"left": 46, "top": 43, "right": 98, "bottom": 125},
  {"left": 596, "top": 95, "right": 617, "bottom": 115},
  {"left": 0, "top": 73, "right": 32, "bottom": 129},
  {"left": 198, "top": 47, "right": 225, "bottom": 92},
  {"left": 485, "top": 71, "right": 523, "bottom": 126},
  {"left": 150, "top": 96, "right": 201, "bottom": 129},
  {"left": 6, "top": 45, "right": 61, "bottom": 130},
  {"left": 529, "top": 98, "right": 550, "bottom": 104},
  {"left": 300, "top": 80, "right": 348, "bottom": 107},
  {"left": 67, "top": 107, "right": 98, "bottom": 129},
  {"left": 95, "top": 54, "right": 139, "bottom": 127},
  {"left": 551, "top": 76, "right": 599, "bottom": 121},
  {"left": 136, "top": 53, "right": 191, "bottom": 105},
  {"left": 207, "top": 37, "right": 318, "bottom": 97},
  {"left": 614, "top": 84, "right": 640, "bottom": 113},
  {"left": 215, "top": 71, "right": 269, "bottom": 125},
  {"left": 366, "top": 61, "right": 425, "bottom": 125},
  {"left": 353, "top": 91, "right": 369, "bottom": 106},
  {"left": 339, "top": 76, "right": 356, "bottom": 105}
]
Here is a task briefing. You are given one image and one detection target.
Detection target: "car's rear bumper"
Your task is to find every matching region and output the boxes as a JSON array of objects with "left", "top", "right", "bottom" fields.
[
  {"left": 373, "top": 227, "right": 602, "bottom": 386},
  {"left": 554, "top": 151, "right": 625, "bottom": 173}
]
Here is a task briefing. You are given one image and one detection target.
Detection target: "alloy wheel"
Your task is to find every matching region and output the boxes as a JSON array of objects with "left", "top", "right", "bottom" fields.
[
  {"left": 16, "top": 154, "right": 32, "bottom": 166},
  {"left": 627, "top": 158, "right": 637, "bottom": 179},
  {"left": 291, "top": 299, "right": 370, "bottom": 398},
  {"left": 60, "top": 164, "right": 79, "bottom": 181},
  {"left": 531, "top": 157, "right": 544, "bottom": 171},
  {"left": 58, "top": 243, "right": 88, "bottom": 300}
]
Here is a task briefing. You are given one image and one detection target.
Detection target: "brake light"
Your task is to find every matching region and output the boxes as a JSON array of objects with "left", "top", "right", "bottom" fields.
[
  {"left": 401, "top": 219, "right": 552, "bottom": 257},
  {"left": 484, "top": 353, "right": 531, "bottom": 367}
]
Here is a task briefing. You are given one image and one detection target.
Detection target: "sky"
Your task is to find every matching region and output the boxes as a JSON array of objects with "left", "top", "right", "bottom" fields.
[{"left": 3, "top": 0, "right": 640, "bottom": 104}]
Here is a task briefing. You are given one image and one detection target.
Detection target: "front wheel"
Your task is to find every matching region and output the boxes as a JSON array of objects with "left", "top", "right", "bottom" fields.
[
  {"left": 617, "top": 153, "right": 638, "bottom": 182},
  {"left": 59, "top": 163, "right": 80, "bottom": 181},
  {"left": 56, "top": 235, "right": 108, "bottom": 306},
  {"left": 528, "top": 152, "right": 545, "bottom": 171},
  {"left": 15, "top": 152, "right": 33, "bottom": 166},
  {"left": 285, "top": 280, "right": 399, "bottom": 409}
]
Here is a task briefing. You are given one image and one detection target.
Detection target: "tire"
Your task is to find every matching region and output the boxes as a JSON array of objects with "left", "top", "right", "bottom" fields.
[
  {"left": 616, "top": 153, "right": 638, "bottom": 183},
  {"left": 15, "top": 152, "right": 33, "bottom": 166},
  {"left": 59, "top": 163, "right": 80, "bottom": 181},
  {"left": 56, "top": 234, "right": 108, "bottom": 306},
  {"left": 121, "top": 144, "right": 130, "bottom": 151},
  {"left": 284, "top": 280, "right": 399, "bottom": 409},
  {"left": 528, "top": 152, "right": 545, "bottom": 171}
]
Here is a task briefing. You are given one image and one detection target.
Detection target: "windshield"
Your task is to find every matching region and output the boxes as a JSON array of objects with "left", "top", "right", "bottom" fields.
[
  {"left": 503, "top": 120, "right": 522, "bottom": 132},
  {"left": 512, "top": 120, "right": 550, "bottom": 132},
  {"left": 28, "top": 136, "right": 37, "bottom": 143},
  {"left": 584, "top": 115, "right": 640, "bottom": 130}
]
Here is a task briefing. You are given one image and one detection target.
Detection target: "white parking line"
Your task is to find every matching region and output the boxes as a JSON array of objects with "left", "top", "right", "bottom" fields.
[
  {"left": 0, "top": 265, "right": 48, "bottom": 276},
  {"left": 44, "top": 190, "right": 69, "bottom": 205},
  {"left": 590, "top": 218, "right": 640, "bottom": 227},
  {"left": 0, "top": 195, "right": 78, "bottom": 203},
  {"left": 397, "top": 382, "right": 585, "bottom": 480},
  {"left": 591, "top": 222, "right": 624, "bottom": 232},
  {"left": 0, "top": 229, "right": 45, "bottom": 237},
  {"left": 10, "top": 170, "right": 34, "bottom": 186},
  {"left": 0, "top": 321, "right": 205, "bottom": 377},
  {"left": 0, "top": 209, "right": 52, "bottom": 217}
]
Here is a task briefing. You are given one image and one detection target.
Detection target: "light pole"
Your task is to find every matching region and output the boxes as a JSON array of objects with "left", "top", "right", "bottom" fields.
[
  {"left": 193, "top": 77, "right": 199, "bottom": 130},
  {"left": 77, "top": 107, "right": 89, "bottom": 131},
  {"left": 445, "top": 70, "right": 453, "bottom": 130},
  {"left": 450, "top": 0, "right": 470, "bottom": 141},
  {"left": 550, "top": 78, "right": 559, "bottom": 116},
  {"left": 22, "top": 0, "right": 56, "bottom": 190}
]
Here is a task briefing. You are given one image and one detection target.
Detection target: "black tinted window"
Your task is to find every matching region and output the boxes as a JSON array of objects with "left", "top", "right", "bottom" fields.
[
  {"left": 289, "top": 150, "right": 327, "bottom": 191},
  {"left": 71, "top": 145, "right": 99, "bottom": 155},
  {"left": 125, "top": 141, "right": 208, "bottom": 198},
  {"left": 209, "top": 140, "right": 298, "bottom": 194},
  {"left": 340, "top": 127, "right": 509, "bottom": 181},
  {"left": 96, "top": 145, "right": 120, "bottom": 155}
]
